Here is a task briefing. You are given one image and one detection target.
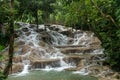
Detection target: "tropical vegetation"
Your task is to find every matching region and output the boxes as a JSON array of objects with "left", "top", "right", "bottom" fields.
[{"left": 0, "top": 0, "right": 120, "bottom": 79}]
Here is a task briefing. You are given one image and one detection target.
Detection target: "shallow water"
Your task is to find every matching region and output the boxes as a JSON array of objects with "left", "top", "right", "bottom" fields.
[{"left": 7, "top": 70, "right": 98, "bottom": 80}]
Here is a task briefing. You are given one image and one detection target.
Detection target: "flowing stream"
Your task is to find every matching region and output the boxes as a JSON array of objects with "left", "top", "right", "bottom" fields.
[
  {"left": 8, "top": 71, "right": 97, "bottom": 80},
  {"left": 5, "top": 22, "right": 104, "bottom": 80}
]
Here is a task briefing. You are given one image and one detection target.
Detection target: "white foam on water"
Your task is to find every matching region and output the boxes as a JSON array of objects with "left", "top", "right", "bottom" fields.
[
  {"left": 13, "top": 22, "right": 104, "bottom": 77},
  {"left": 40, "top": 66, "right": 76, "bottom": 72},
  {"left": 38, "top": 25, "right": 45, "bottom": 29},
  {"left": 72, "top": 68, "right": 90, "bottom": 75}
]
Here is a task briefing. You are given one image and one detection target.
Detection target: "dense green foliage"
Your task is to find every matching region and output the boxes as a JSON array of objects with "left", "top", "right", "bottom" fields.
[
  {"left": 49, "top": 0, "right": 120, "bottom": 70},
  {"left": 0, "top": 0, "right": 9, "bottom": 52},
  {"left": 0, "top": 0, "right": 120, "bottom": 78}
]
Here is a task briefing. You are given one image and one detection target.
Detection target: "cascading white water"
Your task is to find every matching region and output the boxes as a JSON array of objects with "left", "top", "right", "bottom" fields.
[
  {"left": 73, "top": 67, "right": 90, "bottom": 75},
  {"left": 13, "top": 22, "right": 104, "bottom": 76},
  {"left": 15, "top": 22, "right": 72, "bottom": 75},
  {"left": 73, "top": 32, "right": 86, "bottom": 45},
  {"left": 49, "top": 31, "right": 68, "bottom": 45},
  {"left": 73, "top": 31, "right": 95, "bottom": 47}
]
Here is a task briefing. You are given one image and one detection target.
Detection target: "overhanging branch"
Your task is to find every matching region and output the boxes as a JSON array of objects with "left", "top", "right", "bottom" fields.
[{"left": 90, "top": 0, "right": 119, "bottom": 29}]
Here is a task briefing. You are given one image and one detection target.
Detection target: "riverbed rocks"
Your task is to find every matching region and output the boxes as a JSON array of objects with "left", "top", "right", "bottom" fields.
[
  {"left": 16, "top": 40, "right": 25, "bottom": 45},
  {"left": 31, "top": 59, "right": 60, "bottom": 68},
  {"left": 63, "top": 56, "right": 84, "bottom": 66},
  {"left": 13, "top": 55, "right": 22, "bottom": 63},
  {"left": 1, "top": 23, "right": 117, "bottom": 79},
  {"left": 30, "top": 56, "right": 84, "bottom": 69},
  {"left": 60, "top": 30, "right": 73, "bottom": 37},
  {"left": 61, "top": 47, "right": 97, "bottom": 54},
  {"left": 98, "top": 72, "right": 120, "bottom": 80},
  {"left": 21, "top": 45, "right": 32, "bottom": 55},
  {"left": 29, "top": 49, "right": 45, "bottom": 61},
  {"left": 40, "top": 32, "right": 53, "bottom": 44}
]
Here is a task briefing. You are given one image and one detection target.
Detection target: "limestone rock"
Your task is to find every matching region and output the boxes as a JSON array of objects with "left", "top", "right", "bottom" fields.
[
  {"left": 29, "top": 49, "right": 45, "bottom": 61},
  {"left": 63, "top": 56, "right": 84, "bottom": 66},
  {"left": 21, "top": 45, "right": 32, "bottom": 54},
  {"left": 31, "top": 59, "right": 60, "bottom": 68},
  {"left": 13, "top": 56, "right": 22, "bottom": 63},
  {"left": 60, "top": 30, "right": 73, "bottom": 37},
  {"left": 61, "top": 47, "right": 96, "bottom": 54}
]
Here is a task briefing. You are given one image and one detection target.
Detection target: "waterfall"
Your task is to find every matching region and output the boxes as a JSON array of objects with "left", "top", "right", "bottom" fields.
[{"left": 9, "top": 22, "right": 104, "bottom": 76}]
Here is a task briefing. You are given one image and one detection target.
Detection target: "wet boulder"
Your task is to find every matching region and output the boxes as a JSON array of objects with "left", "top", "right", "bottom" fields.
[
  {"left": 63, "top": 56, "right": 84, "bottom": 66},
  {"left": 60, "top": 30, "right": 73, "bottom": 37},
  {"left": 49, "top": 25, "right": 60, "bottom": 31},
  {"left": 40, "top": 32, "right": 52, "bottom": 44},
  {"left": 21, "top": 27, "right": 29, "bottom": 32},
  {"left": 31, "top": 59, "right": 60, "bottom": 69}
]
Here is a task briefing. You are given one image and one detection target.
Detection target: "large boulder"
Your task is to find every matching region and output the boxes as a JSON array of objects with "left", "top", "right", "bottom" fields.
[
  {"left": 21, "top": 27, "right": 29, "bottom": 32},
  {"left": 89, "top": 37, "right": 101, "bottom": 48}
]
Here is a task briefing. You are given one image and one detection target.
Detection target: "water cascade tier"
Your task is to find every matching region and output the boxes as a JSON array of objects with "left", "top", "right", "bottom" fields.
[{"left": 0, "top": 22, "right": 110, "bottom": 78}]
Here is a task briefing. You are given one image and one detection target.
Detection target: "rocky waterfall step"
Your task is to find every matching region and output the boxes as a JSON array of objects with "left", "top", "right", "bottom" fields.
[
  {"left": 60, "top": 47, "right": 100, "bottom": 54},
  {"left": 30, "top": 56, "right": 84, "bottom": 69}
]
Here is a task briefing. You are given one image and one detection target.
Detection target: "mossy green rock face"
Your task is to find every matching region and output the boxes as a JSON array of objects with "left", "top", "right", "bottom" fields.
[{"left": 7, "top": 70, "right": 98, "bottom": 80}]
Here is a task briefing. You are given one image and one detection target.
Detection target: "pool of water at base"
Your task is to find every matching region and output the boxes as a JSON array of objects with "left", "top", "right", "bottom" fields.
[{"left": 7, "top": 70, "right": 98, "bottom": 80}]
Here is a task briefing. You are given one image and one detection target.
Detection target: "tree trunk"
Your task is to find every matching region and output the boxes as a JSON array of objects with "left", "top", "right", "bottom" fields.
[{"left": 3, "top": 0, "right": 14, "bottom": 78}]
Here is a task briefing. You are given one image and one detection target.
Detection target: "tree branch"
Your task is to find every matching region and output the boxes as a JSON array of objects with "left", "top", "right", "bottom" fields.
[
  {"left": 3, "top": 0, "right": 14, "bottom": 78},
  {"left": 90, "top": 0, "right": 119, "bottom": 29}
]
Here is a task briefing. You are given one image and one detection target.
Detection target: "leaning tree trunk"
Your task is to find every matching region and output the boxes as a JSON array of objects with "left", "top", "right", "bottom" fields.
[{"left": 3, "top": 0, "right": 14, "bottom": 78}]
